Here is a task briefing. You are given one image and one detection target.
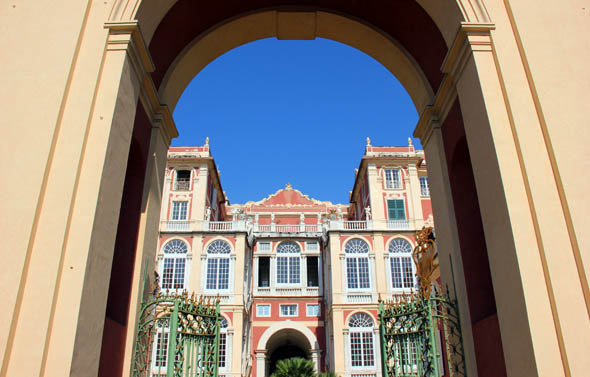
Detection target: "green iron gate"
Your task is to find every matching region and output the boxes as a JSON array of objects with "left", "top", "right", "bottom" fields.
[
  {"left": 132, "top": 289, "right": 221, "bottom": 377},
  {"left": 378, "top": 227, "right": 466, "bottom": 377}
]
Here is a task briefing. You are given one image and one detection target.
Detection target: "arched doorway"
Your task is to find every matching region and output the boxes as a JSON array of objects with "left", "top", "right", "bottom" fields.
[
  {"left": 256, "top": 321, "right": 320, "bottom": 377},
  {"left": 3, "top": 2, "right": 588, "bottom": 377},
  {"left": 266, "top": 329, "right": 311, "bottom": 375}
]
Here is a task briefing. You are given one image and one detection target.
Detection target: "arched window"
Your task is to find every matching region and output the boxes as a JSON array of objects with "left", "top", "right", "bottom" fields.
[
  {"left": 219, "top": 317, "right": 229, "bottom": 369},
  {"left": 345, "top": 238, "right": 370, "bottom": 289},
  {"left": 349, "top": 313, "right": 375, "bottom": 367},
  {"left": 206, "top": 240, "right": 231, "bottom": 290},
  {"left": 389, "top": 238, "right": 415, "bottom": 289},
  {"left": 161, "top": 239, "right": 188, "bottom": 290},
  {"left": 276, "top": 241, "right": 301, "bottom": 284}
]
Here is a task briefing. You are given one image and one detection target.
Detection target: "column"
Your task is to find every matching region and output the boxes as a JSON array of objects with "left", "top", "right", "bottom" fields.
[
  {"left": 301, "top": 255, "right": 308, "bottom": 290},
  {"left": 311, "top": 349, "right": 322, "bottom": 373},
  {"left": 418, "top": 120, "right": 477, "bottom": 376},
  {"left": 255, "top": 350, "right": 267, "bottom": 377}
]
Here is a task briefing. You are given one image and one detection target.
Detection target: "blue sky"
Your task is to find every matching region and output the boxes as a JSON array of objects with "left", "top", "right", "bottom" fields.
[{"left": 173, "top": 38, "right": 418, "bottom": 205}]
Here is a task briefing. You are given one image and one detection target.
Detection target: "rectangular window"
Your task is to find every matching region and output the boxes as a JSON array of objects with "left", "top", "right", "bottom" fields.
[
  {"left": 307, "top": 256, "right": 319, "bottom": 287},
  {"left": 347, "top": 258, "right": 370, "bottom": 289},
  {"left": 277, "top": 256, "right": 300, "bottom": 284},
  {"left": 306, "top": 304, "right": 320, "bottom": 317},
  {"left": 258, "top": 242, "right": 271, "bottom": 251},
  {"left": 279, "top": 304, "right": 298, "bottom": 317},
  {"left": 258, "top": 257, "right": 270, "bottom": 287},
  {"left": 171, "top": 201, "right": 188, "bottom": 220},
  {"left": 154, "top": 331, "right": 168, "bottom": 367},
  {"left": 219, "top": 333, "right": 227, "bottom": 368},
  {"left": 350, "top": 332, "right": 374, "bottom": 367},
  {"left": 206, "top": 258, "right": 229, "bottom": 290},
  {"left": 420, "top": 176, "right": 430, "bottom": 196},
  {"left": 385, "top": 169, "right": 401, "bottom": 189},
  {"left": 305, "top": 241, "right": 318, "bottom": 251},
  {"left": 162, "top": 258, "right": 185, "bottom": 290},
  {"left": 387, "top": 199, "right": 406, "bottom": 220},
  {"left": 256, "top": 304, "right": 271, "bottom": 317}
]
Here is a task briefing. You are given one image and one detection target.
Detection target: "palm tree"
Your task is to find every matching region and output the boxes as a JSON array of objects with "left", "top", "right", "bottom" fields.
[{"left": 270, "top": 357, "right": 315, "bottom": 377}]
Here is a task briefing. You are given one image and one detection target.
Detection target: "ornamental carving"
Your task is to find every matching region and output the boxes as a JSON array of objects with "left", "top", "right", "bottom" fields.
[{"left": 412, "top": 226, "right": 438, "bottom": 298}]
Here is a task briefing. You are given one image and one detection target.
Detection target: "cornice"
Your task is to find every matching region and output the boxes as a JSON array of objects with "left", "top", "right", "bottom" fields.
[{"left": 104, "top": 21, "right": 179, "bottom": 144}]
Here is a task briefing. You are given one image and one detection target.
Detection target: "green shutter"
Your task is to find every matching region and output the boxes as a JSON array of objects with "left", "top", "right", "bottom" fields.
[{"left": 387, "top": 199, "right": 406, "bottom": 220}]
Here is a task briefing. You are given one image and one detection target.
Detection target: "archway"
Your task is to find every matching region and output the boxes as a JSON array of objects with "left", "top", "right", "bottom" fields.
[
  {"left": 256, "top": 321, "right": 320, "bottom": 377},
  {"left": 266, "top": 329, "right": 311, "bottom": 375},
  {"left": 102, "top": 5, "right": 504, "bottom": 377},
  {"left": 4, "top": 2, "right": 587, "bottom": 377}
]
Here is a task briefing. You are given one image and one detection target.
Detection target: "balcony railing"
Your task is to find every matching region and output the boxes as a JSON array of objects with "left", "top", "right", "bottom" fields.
[
  {"left": 160, "top": 219, "right": 417, "bottom": 233},
  {"left": 328, "top": 219, "right": 413, "bottom": 231},
  {"left": 253, "top": 286, "right": 321, "bottom": 297},
  {"left": 253, "top": 223, "right": 321, "bottom": 233},
  {"left": 174, "top": 179, "right": 190, "bottom": 191}
]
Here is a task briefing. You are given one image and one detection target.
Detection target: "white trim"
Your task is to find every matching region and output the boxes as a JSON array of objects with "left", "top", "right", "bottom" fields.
[
  {"left": 306, "top": 303, "right": 321, "bottom": 317},
  {"left": 278, "top": 303, "right": 298, "bottom": 317},
  {"left": 256, "top": 304, "right": 271, "bottom": 317}
]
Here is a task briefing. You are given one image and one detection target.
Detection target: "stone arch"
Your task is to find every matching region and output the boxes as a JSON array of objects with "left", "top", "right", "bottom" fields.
[{"left": 256, "top": 321, "right": 320, "bottom": 376}]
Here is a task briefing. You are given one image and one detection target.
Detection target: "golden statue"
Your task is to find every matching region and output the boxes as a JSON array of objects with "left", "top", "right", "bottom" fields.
[{"left": 412, "top": 226, "right": 439, "bottom": 298}]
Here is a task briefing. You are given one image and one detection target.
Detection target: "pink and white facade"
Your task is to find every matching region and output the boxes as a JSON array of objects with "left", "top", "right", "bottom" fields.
[{"left": 156, "top": 139, "right": 433, "bottom": 377}]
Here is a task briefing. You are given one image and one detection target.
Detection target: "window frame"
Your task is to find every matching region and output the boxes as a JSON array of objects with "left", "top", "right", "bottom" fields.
[
  {"left": 205, "top": 239, "right": 232, "bottom": 292},
  {"left": 160, "top": 239, "right": 189, "bottom": 292},
  {"left": 279, "top": 303, "right": 298, "bottom": 317},
  {"left": 387, "top": 199, "right": 406, "bottom": 220},
  {"left": 256, "top": 304, "right": 271, "bottom": 317},
  {"left": 344, "top": 238, "right": 372, "bottom": 291},
  {"left": 348, "top": 313, "right": 376, "bottom": 369},
  {"left": 419, "top": 176, "right": 430, "bottom": 196},
  {"left": 170, "top": 200, "right": 188, "bottom": 221},
  {"left": 388, "top": 238, "right": 416, "bottom": 291},
  {"left": 384, "top": 168, "right": 402, "bottom": 190},
  {"left": 276, "top": 241, "right": 301, "bottom": 286},
  {"left": 306, "top": 303, "right": 321, "bottom": 317}
]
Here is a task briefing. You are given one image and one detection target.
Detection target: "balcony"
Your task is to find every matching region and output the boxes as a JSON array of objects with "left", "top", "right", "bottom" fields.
[
  {"left": 253, "top": 223, "right": 322, "bottom": 233},
  {"left": 173, "top": 178, "right": 190, "bottom": 191},
  {"left": 328, "top": 219, "right": 413, "bottom": 231},
  {"left": 160, "top": 219, "right": 417, "bottom": 234},
  {"left": 160, "top": 220, "right": 247, "bottom": 232}
]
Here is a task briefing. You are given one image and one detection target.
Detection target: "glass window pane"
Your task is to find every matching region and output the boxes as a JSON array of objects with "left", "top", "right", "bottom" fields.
[
  {"left": 357, "top": 258, "right": 370, "bottom": 289},
  {"left": 206, "top": 259, "right": 218, "bottom": 289},
  {"left": 350, "top": 332, "right": 362, "bottom": 366},
  {"left": 174, "top": 258, "right": 185, "bottom": 289},
  {"left": 362, "top": 332, "right": 374, "bottom": 366},
  {"left": 289, "top": 256, "right": 300, "bottom": 284},
  {"left": 391, "top": 257, "right": 402, "bottom": 288},
  {"left": 347, "top": 258, "right": 358, "bottom": 289},
  {"left": 277, "top": 257, "right": 288, "bottom": 284},
  {"left": 218, "top": 258, "right": 230, "bottom": 289}
]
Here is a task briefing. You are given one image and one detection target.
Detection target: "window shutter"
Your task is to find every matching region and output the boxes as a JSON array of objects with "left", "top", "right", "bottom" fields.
[{"left": 387, "top": 199, "right": 406, "bottom": 220}]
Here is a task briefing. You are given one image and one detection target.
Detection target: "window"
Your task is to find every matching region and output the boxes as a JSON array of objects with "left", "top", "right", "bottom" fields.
[
  {"left": 349, "top": 313, "right": 375, "bottom": 367},
  {"left": 345, "top": 239, "right": 371, "bottom": 290},
  {"left": 276, "top": 241, "right": 301, "bottom": 285},
  {"left": 305, "top": 241, "right": 318, "bottom": 251},
  {"left": 205, "top": 240, "right": 231, "bottom": 291},
  {"left": 154, "top": 330, "right": 168, "bottom": 368},
  {"left": 389, "top": 238, "right": 415, "bottom": 289},
  {"left": 258, "top": 242, "right": 271, "bottom": 251},
  {"left": 385, "top": 169, "right": 401, "bottom": 189},
  {"left": 279, "top": 304, "right": 298, "bottom": 317},
  {"left": 306, "top": 304, "right": 320, "bottom": 317},
  {"left": 175, "top": 170, "right": 191, "bottom": 191},
  {"left": 306, "top": 256, "right": 319, "bottom": 287},
  {"left": 219, "top": 317, "right": 229, "bottom": 369},
  {"left": 387, "top": 199, "right": 406, "bottom": 220},
  {"left": 171, "top": 201, "right": 188, "bottom": 220},
  {"left": 256, "top": 304, "right": 271, "bottom": 317},
  {"left": 258, "top": 257, "right": 270, "bottom": 287},
  {"left": 161, "top": 240, "right": 188, "bottom": 290},
  {"left": 420, "top": 176, "right": 430, "bottom": 196}
]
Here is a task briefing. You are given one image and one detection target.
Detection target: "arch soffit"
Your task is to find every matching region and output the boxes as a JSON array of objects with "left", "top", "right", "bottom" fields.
[
  {"left": 118, "top": 0, "right": 477, "bottom": 47},
  {"left": 157, "top": 10, "right": 433, "bottom": 113},
  {"left": 256, "top": 321, "right": 318, "bottom": 351}
]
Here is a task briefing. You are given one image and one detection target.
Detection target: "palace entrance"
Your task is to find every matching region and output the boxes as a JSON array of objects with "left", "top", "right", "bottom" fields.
[{"left": 266, "top": 329, "right": 311, "bottom": 375}]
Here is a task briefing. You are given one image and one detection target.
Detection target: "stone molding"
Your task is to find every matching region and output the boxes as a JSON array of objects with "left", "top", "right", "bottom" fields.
[
  {"left": 104, "top": 21, "right": 178, "bottom": 145},
  {"left": 414, "top": 22, "right": 495, "bottom": 147}
]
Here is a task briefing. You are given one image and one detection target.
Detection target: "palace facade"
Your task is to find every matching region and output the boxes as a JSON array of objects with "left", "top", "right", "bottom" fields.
[{"left": 156, "top": 139, "right": 433, "bottom": 377}]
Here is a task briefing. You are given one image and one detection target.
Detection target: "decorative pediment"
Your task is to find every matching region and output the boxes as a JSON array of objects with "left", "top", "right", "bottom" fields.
[{"left": 242, "top": 184, "right": 338, "bottom": 209}]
